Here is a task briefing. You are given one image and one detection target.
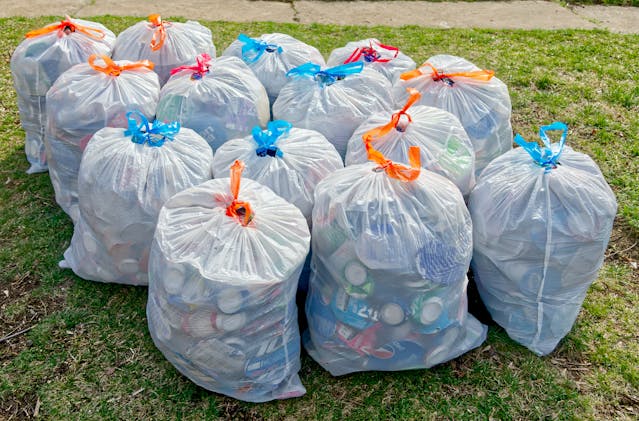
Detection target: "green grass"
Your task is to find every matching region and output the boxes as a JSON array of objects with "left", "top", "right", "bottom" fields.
[{"left": 1, "top": 17, "right": 638, "bottom": 420}]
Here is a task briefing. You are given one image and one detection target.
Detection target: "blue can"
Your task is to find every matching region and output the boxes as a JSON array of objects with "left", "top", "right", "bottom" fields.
[
  {"left": 330, "top": 288, "right": 378, "bottom": 330},
  {"left": 245, "top": 336, "right": 301, "bottom": 384}
]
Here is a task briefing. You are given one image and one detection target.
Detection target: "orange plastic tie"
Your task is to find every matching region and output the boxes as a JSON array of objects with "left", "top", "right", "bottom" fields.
[
  {"left": 225, "top": 160, "right": 254, "bottom": 226},
  {"left": 88, "top": 54, "right": 154, "bottom": 77},
  {"left": 401, "top": 62, "right": 495, "bottom": 82},
  {"left": 25, "top": 16, "right": 105, "bottom": 40},
  {"left": 362, "top": 88, "right": 421, "bottom": 144},
  {"left": 148, "top": 14, "right": 167, "bottom": 51},
  {"left": 365, "top": 142, "right": 421, "bottom": 182}
]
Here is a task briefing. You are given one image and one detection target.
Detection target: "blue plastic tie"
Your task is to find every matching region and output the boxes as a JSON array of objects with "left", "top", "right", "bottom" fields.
[
  {"left": 124, "top": 111, "right": 180, "bottom": 147},
  {"left": 252, "top": 120, "right": 292, "bottom": 158},
  {"left": 238, "top": 34, "right": 283, "bottom": 64},
  {"left": 286, "top": 61, "right": 364, "bottom": 86},
  {"left": 514, "top": 121, "right": 568, "bottom": 172}
]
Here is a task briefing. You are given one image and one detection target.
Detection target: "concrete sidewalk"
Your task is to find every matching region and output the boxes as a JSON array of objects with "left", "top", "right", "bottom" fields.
[{"left": 0, "top": 0, "right": 637, "bottom": 34}]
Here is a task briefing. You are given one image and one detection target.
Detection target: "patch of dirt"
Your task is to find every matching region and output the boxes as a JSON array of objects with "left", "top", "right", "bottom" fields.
[
  {"left": 217, "top": 399, "right": 265, "bottom": 420},
  {"left": 0, "top": 272, "right": 70, "bottom": 364},
  {"left": 0, "top": 392, "right": 39, "bottom": 420},
  {"left": 606, "top": 216, "right": 639, "bottom": 266}
]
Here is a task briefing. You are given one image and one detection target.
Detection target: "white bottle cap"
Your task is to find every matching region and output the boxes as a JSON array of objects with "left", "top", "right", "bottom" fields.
[
  {"left": 117, "top": 258, "right": 139, "bottom": 275},
  {"left": 420, "top": 296, "right": 444, "bottom": 325},
  {"left": 217, "top": 289, "right": 246, "bottom": 314},
  {"left": 344, "top": 261, "right": 367, "bottom": 286},
  {"left": 380, "top": 302, "right": 405, "bottom": 326}
]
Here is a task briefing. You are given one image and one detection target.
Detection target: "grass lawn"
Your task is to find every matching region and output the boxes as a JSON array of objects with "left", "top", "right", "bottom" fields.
[{"left": 1, "top": 16, "right": 638, "bottom": 420}]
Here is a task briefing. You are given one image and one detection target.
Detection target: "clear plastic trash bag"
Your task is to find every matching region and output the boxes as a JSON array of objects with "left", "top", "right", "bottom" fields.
[
  {"left": 155, "top": 54, "right": 269, "bottom": 152},
  {"left": 60, "top": 112, "right": 213, "bottom": 285},
  {"left": 346, "top": 88, "right": 475, "bottom": 197},
  {"left": 223, "top": 33, "right": 325, "bottom": 104},
  {"left": 10, "top": 16, "right": 116, "bottom": 174},
  {"left": 469, "top": 122, "right": 617, "bottom": 356},
  {"left": 305, "top": 142, "right": 487, "bottom": 376},
  {"left": 393, "top": 54, "right": 512, "bottom": 176},
  {"left": 45, "top": 55, "right": 160, "bottom": 223},
  {"left": 212, "top": 120, "right": 343, "bottom": 225},
  {"left": 327, "top": 38, "right": 416, "bottom": 84},
  {"left": 272, "top": 62, "right": 393, "bottom": 159},
  {"left": 112, "top": 14, "right": 215, "bottom": 86},
  {"left": 147, "top": 160, "right": 310, "bottom": 402}
]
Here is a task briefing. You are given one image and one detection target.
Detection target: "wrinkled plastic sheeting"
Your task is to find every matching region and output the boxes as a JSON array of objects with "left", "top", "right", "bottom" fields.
[
  {"left": 212, "top": 125, "right": 343, "bottom": 225},
  {"left": 223, "top": 33, "right": 325, "bottom": 105},
  {"left": 156, "top": 56, "right": 269, "bottom": 152},
  {"left": 273, "top": 66, "right": 393, "bottom": 159},
  {"left": 113, "top": 19, "right": 215, "bottom": 86},
  {"left": 393, "top": 54, "right": 512, "bottom": 176},
  {"left": 346, "top": 105, "right": 476, "bottom": 197},
  {"left": 327, "top": 38, "right": 416, "bottom": 84}
]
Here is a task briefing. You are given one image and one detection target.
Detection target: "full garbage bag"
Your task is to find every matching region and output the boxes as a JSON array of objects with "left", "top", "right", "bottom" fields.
[
  {"left": 112, "top": 14, "right": 215, "bottom": 86},
  {"left": 155, "top": 54, "right": 269, "bottom": 152},
  {"left": 45, "top": 54, "right": 160, "bottom": 223},
  {"left": 147, "top": 160, "right": 310, "bottom": 402},
  {"left": 469, "top": 122, "right": 617, "bottom": 355},
  {"left": 305, "top": 142, "right": 487, "bottom": 376},
  {"left": 346, "top": 88, "right": 475, "bottom": 197},
  {"left": 327, "top": 38, "right": 415, "bottom": 84},
  {"left": 273, "top": 62, "right": 393, "bottom": 159},
  {"left": 223, "top": 33, "right": 325, "bottom": 104},
  {"left": 10, "top": 16, "right": 116, "bottom": 173},
  {"left": 60, "top": 112, "right": 213, "bottom": 285},
  {"left": 394, "top": 54, "right": 512, "bottom": 176}
]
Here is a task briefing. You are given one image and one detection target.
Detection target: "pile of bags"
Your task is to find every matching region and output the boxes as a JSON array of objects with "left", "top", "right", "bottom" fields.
[{"left": 10, "top": 16, "right": 618, "bottom": 404}]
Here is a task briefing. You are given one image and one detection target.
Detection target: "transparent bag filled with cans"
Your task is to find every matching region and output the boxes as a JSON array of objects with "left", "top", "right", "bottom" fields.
[
  {"left": 469, "top": 122, "right": 617, "bottom": 356},
  {"left": 346, "top": 88, "right": 476, "bottom": 197},
  {"left": 223, "top": 33, "right": 325, "bottom": 105},
  {"left": 393, "top": 54, "right": 512, "bottom": 176},
  {"left": 155, "top": 54, "right": 269, "bottom": 152},
  {"left": 45, "top": 54, "right": 160, "bottom": 223},
  {"left": 10, "top": 16, "right": 116, "bottom": 174},
  {"left": 112, "top": 14, "right": 215, "bottom": 86},
  {"left": 147, "top": 160, "right": 310, "bottom": 402},
  {"left": 60, "top": 112, "right": 213, "bottom": 285},
  {"left": 305, "top": 142, "right": 487, "bottom": 376},
  {"left": 326, "top": 38, "right": 416, "bottom": 84},
  {"left": 272, "top": 62, "right": 393, "bottom": 159}
]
